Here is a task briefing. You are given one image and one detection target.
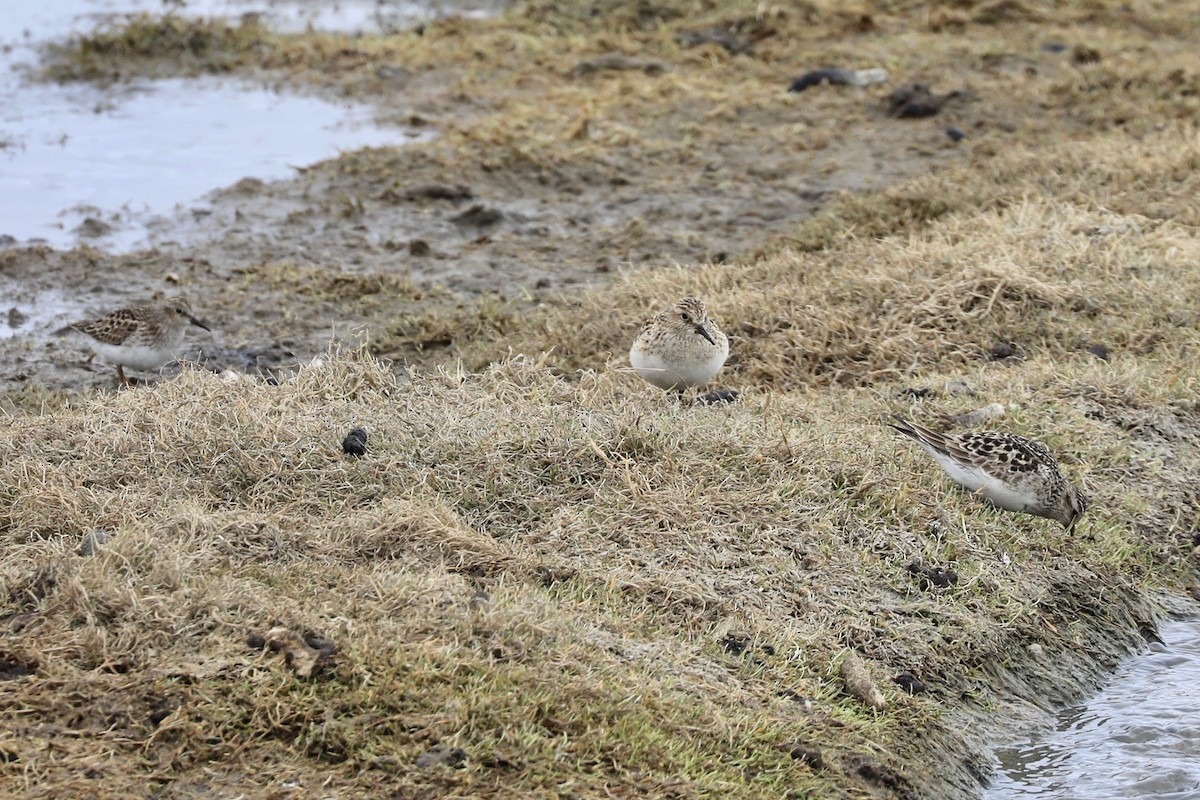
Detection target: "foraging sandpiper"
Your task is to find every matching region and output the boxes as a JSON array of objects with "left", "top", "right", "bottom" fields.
[
  {"left": 629, "top": 297, "right": 729, "bottom": 391},
  {"left": 65, "top": 295, "right": 211, "bottom": 386},
  {"left": 889, "top": 415, "right": 1086, "bottom": 531}
]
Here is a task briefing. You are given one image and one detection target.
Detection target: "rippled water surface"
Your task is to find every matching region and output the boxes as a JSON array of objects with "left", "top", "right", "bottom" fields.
[
  {"left": 986, "top": 617, "right": 1200, "bottom": 799},
  {"left": 0, "top": 0, "right": 488, "bottom": 249}
]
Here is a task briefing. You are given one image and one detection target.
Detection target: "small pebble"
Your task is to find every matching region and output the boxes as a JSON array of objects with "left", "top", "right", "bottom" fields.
[
  {"left": 946, "top": 126, "right": 966, "bottom": 142},
  {"left": 342, "top": 427, "right": 368, "bottom": 457}
]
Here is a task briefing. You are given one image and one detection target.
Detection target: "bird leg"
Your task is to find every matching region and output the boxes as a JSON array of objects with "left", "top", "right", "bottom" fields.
[{"left": 116, "top": 364, "right": 129, "bottom": 387}]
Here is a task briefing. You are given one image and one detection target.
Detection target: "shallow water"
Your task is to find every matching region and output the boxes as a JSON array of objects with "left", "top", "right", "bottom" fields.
[
  {"left": 0, "top": 0, "right": 484, "bottom": 250},
  {"left": 986, "top": 618, "right": 1200, "bottom": 799}
]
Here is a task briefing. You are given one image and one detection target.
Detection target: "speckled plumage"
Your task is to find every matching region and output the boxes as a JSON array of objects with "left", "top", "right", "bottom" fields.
[
  {"left": 629, "top": 297, "right": 728, "bottom": 390},
  {"left": 67, "top": 296, "right": 211, "bottom": 385},
  {"left": 889, "top": 415, "right": 1087, "bottom": 531}
]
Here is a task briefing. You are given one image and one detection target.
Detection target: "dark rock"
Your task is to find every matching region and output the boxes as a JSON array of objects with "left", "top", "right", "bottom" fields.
[
  {"left": 946, "top": 126, "right": 967, "bottom": 142},
  {"left": 887, "top": 83, "right": 963, "bottom": 118},
  {"left": 1041, "top": 42, "right": 1068, "bottom": 53},
  {"left": 697, "top": 389, "right": 741, "bottom": 405},
  {"left": 1083, "top": 342, "right": 1111, "bottom": 360},
  {"left": 908, "top": 561, "right": 959, "bottom": 590},
  {"left": 451, "top": 204, "right": 503, "bottom": 228},
  {"left": 720, "top": 632, "right": 751, "bottom": 656},
  {"left": 989, "top": 342, "right": 1017, "bottom": 360},
  {"left": 408, "top": 239, "right": 431, "bottom": 256},
  {"left": 405, "top": 183, "right": 473, "bottom": 201},
  {"left": 342, "top": 427, "right": 368, "bottom": 457},
  {"left": 790, "top": 67, "right": 888, "bottom": 92},
  {"left": 893, "top": 671, "right": 927, "bottom": 695},
  {"left": 790, "top": 744, "right": 824, "bottom": 769}
]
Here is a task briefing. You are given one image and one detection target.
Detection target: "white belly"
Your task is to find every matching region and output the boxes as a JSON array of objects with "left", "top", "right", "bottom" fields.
[
  {"left": 926, "top": 448, "right": 1034, "bottom": 512},
  {"left": 629, "top": 346, "right": 726, "bottom": 390},
  {"left": 88, "top": 341, "right": 176, "bottom": 372}
]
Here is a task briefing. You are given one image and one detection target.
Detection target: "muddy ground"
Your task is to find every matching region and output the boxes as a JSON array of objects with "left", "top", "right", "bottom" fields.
[{"left": 0, "top": 2, "right": 1035, "bottom": 396}]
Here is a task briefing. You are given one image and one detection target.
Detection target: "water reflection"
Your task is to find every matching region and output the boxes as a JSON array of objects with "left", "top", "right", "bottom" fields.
[
  {"left": 0, "top": 0, "right": 484, "bottom": 250},
  {"left": 986, "top": 618, "right": 1200, "bottom": 799}
]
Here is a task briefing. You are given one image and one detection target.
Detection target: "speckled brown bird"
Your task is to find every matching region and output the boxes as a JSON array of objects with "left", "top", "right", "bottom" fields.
[
  {"left": 629, "top": 297, "right": 729, "bottom": 391},
  {"left": 889, "top": 415, "right": 1087, "bottom": 531},
  {"left": 66, "top": 295, "right": 211, "bottom": 386}
]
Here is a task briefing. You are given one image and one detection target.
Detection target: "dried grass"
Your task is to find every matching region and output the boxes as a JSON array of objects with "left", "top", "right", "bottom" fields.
[{"left": 9, "top": 0, "right": 1200, "bottom": 797}]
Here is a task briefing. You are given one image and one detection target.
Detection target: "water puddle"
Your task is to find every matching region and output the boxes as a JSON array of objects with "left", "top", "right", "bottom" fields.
[
  {"left": 0, "top": 0, "right": 491, "bottom": 251},
  {"left": 986, "top": 617, "right": 1200, "bottom": 799}
]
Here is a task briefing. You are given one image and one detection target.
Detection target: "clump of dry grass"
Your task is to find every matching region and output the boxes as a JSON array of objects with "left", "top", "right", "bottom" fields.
[
  {"left": 1, "top": 336, "right": 1196, "bottom": 797},
  {"left": 387, "top": 126, "right": 1200, "bottom": 392}
]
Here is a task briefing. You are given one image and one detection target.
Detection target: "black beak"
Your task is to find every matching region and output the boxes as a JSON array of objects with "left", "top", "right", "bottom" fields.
[
  {"left": 190, "top": 316, "right": 212, "bottom": 332},
  {"left": 695, "top": 324, "right": 715, "bottom": 345}
]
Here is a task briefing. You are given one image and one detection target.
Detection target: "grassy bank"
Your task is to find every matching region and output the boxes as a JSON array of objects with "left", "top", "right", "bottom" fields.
[{"left": 4, "top": 0, "right": 1200, "bottom": 797}]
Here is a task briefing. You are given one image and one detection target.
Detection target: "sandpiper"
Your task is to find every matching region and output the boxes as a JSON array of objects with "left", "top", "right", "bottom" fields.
[
  {"left": 889, "top": 415, "right": 1086, "bottom": 531},
  {"left": 65, "top": 295, "right": 211, "bottom": 386},
  {"left": 629, "top": 297, "right": 728, "bottom": 391}
]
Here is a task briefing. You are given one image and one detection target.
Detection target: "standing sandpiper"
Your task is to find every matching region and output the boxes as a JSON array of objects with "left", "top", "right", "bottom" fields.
[
  {"left": 64, "top": 295, "right": 211, "bottom": 386},
  {"left": 629, "top": 297, "right": 729, "bottom": 391},
  {"left": 889, "top": 415, "right": 1087, "bottom": 531}
]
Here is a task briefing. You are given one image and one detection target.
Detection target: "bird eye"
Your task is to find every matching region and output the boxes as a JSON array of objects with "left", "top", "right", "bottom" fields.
[{"left": 680, "top": 312, "right": 692, "bottom": 323}]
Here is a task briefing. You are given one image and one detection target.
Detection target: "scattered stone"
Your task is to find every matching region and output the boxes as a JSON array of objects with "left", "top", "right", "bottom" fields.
[
  {"left": 697, "top": 389, "right": 740, "bottom": 405},
  {"left": 948, "top": 402, "right": 1006, "bottom": 428},
  {"left": 789, "top": 67, "right": 889, "bottom": 92},
  {"left": 908, "top": 561, "right": 959, "bottom": 590},
  {"left": 790, "top": 743, "right": 824, "bottom": 769},
  {"left": 1187, "top": 585, "right": 1200, "bottom": 602},
  {"left": 415, "top": 744, "right": 468, "bottom": 768},
  {"left": 254, "top": 626, "right": 337, "bottom": 678},
  {"left": 945, "top": 380, "right": 976, "bottom": 397},
  {"left": 408, "top": 239, "right": 431, "bottom": 256},
  {"left": 5, "top": 307, "right": 27, "bottom": 330},
  {"left": 572, "top": 53, "right": 667, "bottom": 77},
  {"left": 720, "top": 632, "right": 751, "bottom": 656},
  {"left": 1072, "top": 44, "right": 1101, "bottom": 64},
  {"left": 342, "top": 427, "right": 368, "bottom": 457},
  {"left": 1083, "top": 342, "right": 1111, "bottom": 360},
  {"left": 989, "top": 341, "right": 1017, "bottom": 360},
  {"left": 840, "top": 651, "right": 886, "bottom": 709},
  {"left": 1040, "top": 42, "right": 1068, "bottom": 53},
  {"left": 886, "top": 83, "right": 963, "bottom": 118},
  {"left": 76, "top": 529, "right": 113, "bottom": 557},
  {"left": 946, "top": 126, "right": 967, "bottom": 142},
  {"left": 404, "top": 183, "right": 473, "bottom": 201},
  {"left": 468, "top": 589, "right": 491, "bottom": 611},
  {"left": 1027, "top": 643, "right": 1044, "bottom": 657},
  {"left": 893, "top": 671, "right": 927, "bottom": 695},
  {"left": 451, "top": 204, "right": 503, "bottom": 229}
]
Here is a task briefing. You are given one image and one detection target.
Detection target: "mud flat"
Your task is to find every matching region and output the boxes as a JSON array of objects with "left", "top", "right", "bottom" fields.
[{"left": 2, "top": 1, "right": 1200, "bottom": 798}]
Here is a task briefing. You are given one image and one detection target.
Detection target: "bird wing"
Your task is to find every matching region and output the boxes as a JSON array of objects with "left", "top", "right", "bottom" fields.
[{"left": 70, "top": 310, "right": 141, "bottom": 346}]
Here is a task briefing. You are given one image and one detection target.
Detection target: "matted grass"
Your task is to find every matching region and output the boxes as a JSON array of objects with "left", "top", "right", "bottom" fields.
[{"left": 7, "top": 0, "right": 1200, "bottom": 797}]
